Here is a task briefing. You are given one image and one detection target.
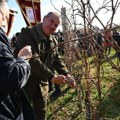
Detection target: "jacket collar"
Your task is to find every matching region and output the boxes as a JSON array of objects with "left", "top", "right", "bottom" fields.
[
  {"left": 0, "top": 27, "right": 9, "bottom": 45},
  {"left": 0, "top": 27, "right": 13, "bottom": 58},
  {"left": 35, "top": 23, "right": 54, "bottom": 43}
]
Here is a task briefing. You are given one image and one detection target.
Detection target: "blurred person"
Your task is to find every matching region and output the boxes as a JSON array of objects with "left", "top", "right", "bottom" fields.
[
  {"left": 11, "top": 32, "right": 19, "bottom": 50},
  {"left": 113, "top": 30, "right": 120, "bottom": 61},
  {"left": 56, "top": 29, "right": 64, "bottom": 54},
  {"left": 14, "top": 12, "right": 76, "bottom": 120},
  {"left": 95, "top": 30, "right": 103, "bottom": 61},
  {"left": 104, "top": 31, "right": 112, "bottom": 55},
  {"left": 0, "top": 0, "right": 35, "bottom": 119}
]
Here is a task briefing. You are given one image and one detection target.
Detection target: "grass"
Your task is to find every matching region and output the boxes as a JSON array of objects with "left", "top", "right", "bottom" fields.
[{"left": 47, "top": 48, "right": 120, "bottom": 120}]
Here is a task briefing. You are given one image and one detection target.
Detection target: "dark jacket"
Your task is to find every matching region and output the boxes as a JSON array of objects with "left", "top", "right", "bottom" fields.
[
  {"left": 113, "top": 32, "right": 120, "bottom": 46},
  {"left": 0, "top": 28, "right": 35, "bottom": 120},
  {"left": 14, "top": 23, "right": 68, "bottom": 84}
]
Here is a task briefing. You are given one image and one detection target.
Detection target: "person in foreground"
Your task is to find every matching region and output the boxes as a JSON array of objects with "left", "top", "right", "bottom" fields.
[
  {"left": 0, "top": 0, "right": 35, "bottom": 119},
  {"left": 14, "top": 11, "right": 76, "bottom": 120}
]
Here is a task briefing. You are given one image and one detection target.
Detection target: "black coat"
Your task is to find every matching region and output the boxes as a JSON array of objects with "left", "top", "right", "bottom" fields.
[
  {"left": 113, "top": 33, "right": 120, "bottom": 46},
  {"left": 0, "top": 28, "right": 35, "bottom": 120}
]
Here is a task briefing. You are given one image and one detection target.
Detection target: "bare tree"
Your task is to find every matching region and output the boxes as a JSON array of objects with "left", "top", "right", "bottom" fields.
[{"left": 49, "top": 0, "right": 120, "bottom": 119}]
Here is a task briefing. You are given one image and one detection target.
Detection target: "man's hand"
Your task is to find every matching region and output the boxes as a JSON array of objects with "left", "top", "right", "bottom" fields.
[
  {"left": 65, "top": 74, "right": 76, "bottom": 88},
  {"left": 18, "top": 45, "right": 32, "bottom": 60},
  {"left": 51, "top": 75, "right": 66, "bottom": 85}
]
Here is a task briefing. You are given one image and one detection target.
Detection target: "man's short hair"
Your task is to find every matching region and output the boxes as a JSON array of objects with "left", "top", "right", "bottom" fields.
[{"left": 46, "top": 12, "right": 60, "bottom": 17}]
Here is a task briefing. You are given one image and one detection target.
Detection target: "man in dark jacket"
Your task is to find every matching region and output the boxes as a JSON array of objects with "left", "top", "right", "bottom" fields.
[
  {"left": 14, "top": 12, "right": 76, "bottom": 120},
  {"left": 0, "top": 0, "right": 35, "bottom": 119},
  {"left": 113, "top": 30, "right": 120, "bottom": 60}
]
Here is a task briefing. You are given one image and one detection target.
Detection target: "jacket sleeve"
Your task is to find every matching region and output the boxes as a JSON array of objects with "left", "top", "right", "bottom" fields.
[
  {"left": 51, "top": 36, "right": 68, "bottom": 75},
  {"left": 52, "top": 53, "right": 68, "bottom": 75},
  {"left": 14, "top": 28, "right": 54, "bottom": 82},
  {"left": 0, "top": 48, "right": 31, "bottom": 95}
]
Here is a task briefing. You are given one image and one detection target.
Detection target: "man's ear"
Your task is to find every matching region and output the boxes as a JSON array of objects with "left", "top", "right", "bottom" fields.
[{"left": 1, "top": 14, "right": 8, "bottom": 34}]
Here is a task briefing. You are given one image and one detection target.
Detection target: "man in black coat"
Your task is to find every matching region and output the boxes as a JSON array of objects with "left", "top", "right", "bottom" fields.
[
  {"left": 113, "top": 30, "right": 120, "bottom": 60},
  {"left": 0, "top": 0, "right": 35, "bottom": 119}
]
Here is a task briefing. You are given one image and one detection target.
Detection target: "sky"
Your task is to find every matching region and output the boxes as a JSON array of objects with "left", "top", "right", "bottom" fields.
[{"left": 8, "top": 0, "right": 120, "bottom": 38}]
